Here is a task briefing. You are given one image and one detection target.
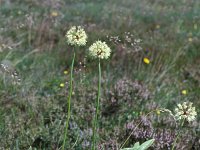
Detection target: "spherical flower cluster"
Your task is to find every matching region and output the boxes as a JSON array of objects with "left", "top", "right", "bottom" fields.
[
  {"left": 88, "top": 41, "right": 111, "bottom": 59},
  {"left": 65, "top": 26, "right": 87, "bottom": 46},
  {"left": 174, "top": 102, "right": 197, "bottom": 122}
]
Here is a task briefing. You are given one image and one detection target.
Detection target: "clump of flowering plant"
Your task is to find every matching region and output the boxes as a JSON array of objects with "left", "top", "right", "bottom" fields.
[
  {"left": 89, "top": 40, "right": 111, "bottom": 150},
  {"left": 62, "top": 26, "right": 87, "bottom": 150}
]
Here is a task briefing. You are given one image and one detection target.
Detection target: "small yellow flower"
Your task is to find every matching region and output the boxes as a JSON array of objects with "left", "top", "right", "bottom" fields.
[
  {"left": 143, "top": 57, "right": 150, "bottom": 64},
  {"left": 51, "top": 11, "right": 58, "bottom": 17},
  {"left": 64, "top": 70, "right": 68, "bottom": 74},
  {"left": 156, "top": 110, "right": 161, "bottom": 115},
  {"left": 188, "top": 37, "right": 193, "bottom": 42},
  {"left": 181, "top": 90, "right": 187, "bottom": 95},
  {"left": 60, "top": 83, "right": 65, "bottom": 87},
  {"left": 156, "top": 24, "right": 160, "bottom": 29}
]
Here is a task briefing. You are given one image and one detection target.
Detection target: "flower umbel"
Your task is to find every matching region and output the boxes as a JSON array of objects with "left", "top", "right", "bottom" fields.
[
  {"left": 89, "top": 41, "right": 111, "bottom": 59},
  {"left": 65, "top": 26, "right": 87, "bottom": 46},
  {"left": 174, "top": 102, "right": 197, "bottom": 122}
]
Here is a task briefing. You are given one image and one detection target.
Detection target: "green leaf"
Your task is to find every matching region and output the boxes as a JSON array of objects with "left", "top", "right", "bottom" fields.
[
  {"left": 133, "top": 142, "right": 140, "bottom": 149},
  {"left": 121, "top": 148, "right": 136, "bottom": 150},
  {"left": 121, "top": 142, "right": 140, "bottom": 150},
  {"left": 139, "top": 139, "right": 155, "bottom": 150},
  {"left": 120, "top": 139, "right": 154, "bottom": 150}
]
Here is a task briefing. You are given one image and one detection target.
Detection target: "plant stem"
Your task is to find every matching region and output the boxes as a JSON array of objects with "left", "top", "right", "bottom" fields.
[
  {"left": 92, "top": 59, "right": 101, "bottom": 150},
  {"left": 171, "top": 119, "right": 185, "bottom": 150},
  {"left": 62, "top": 50, "right": 76, "bottom": 150}
]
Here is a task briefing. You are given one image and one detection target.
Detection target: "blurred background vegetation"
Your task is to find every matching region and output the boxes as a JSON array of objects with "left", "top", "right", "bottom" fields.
[{"left": 0, "top": 0, "right": 200, "bottom": 149}]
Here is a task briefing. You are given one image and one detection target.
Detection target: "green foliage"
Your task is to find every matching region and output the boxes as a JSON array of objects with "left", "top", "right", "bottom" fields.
[{"left": 121, "top": 139, "right": 155, "bottom": 150}]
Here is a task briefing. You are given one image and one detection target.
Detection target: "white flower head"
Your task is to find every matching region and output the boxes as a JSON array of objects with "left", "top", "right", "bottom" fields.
[
  {"left": 88, "top": 40, "right": 111, "bottom": 59},
  {"left": 65, "top": 26, "right": 87, "bottom": 46},
  {"left": 175, "top": 102, "right": 197, "bottom": 122}
]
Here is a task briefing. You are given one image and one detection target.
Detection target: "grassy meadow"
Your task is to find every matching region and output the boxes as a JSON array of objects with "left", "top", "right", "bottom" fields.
[{"left": 0, "top": 0, "right": 200, "bottom": 149}]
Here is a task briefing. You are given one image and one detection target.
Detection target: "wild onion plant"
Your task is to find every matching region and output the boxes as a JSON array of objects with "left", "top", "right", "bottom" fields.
[
  {"left": 172, "top": 102, "right": 197, "bottom": 150},
  {"left": 88, "top": 41, "right": 111, "bottom": 149},
  {"left": 62, "top": 26, "right": 87, "bottom": 150}
]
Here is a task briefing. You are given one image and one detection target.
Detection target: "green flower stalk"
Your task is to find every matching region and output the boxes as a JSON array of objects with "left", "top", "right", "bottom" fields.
[
  {"left": 62, "top": 26, "right": 87, "bottom": 150},
  {"left": 89, "top": 41, "right": 111, "bottom": 149},
  {"left": 171, "top": 119, "right": 185, "bottom": 150}
]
